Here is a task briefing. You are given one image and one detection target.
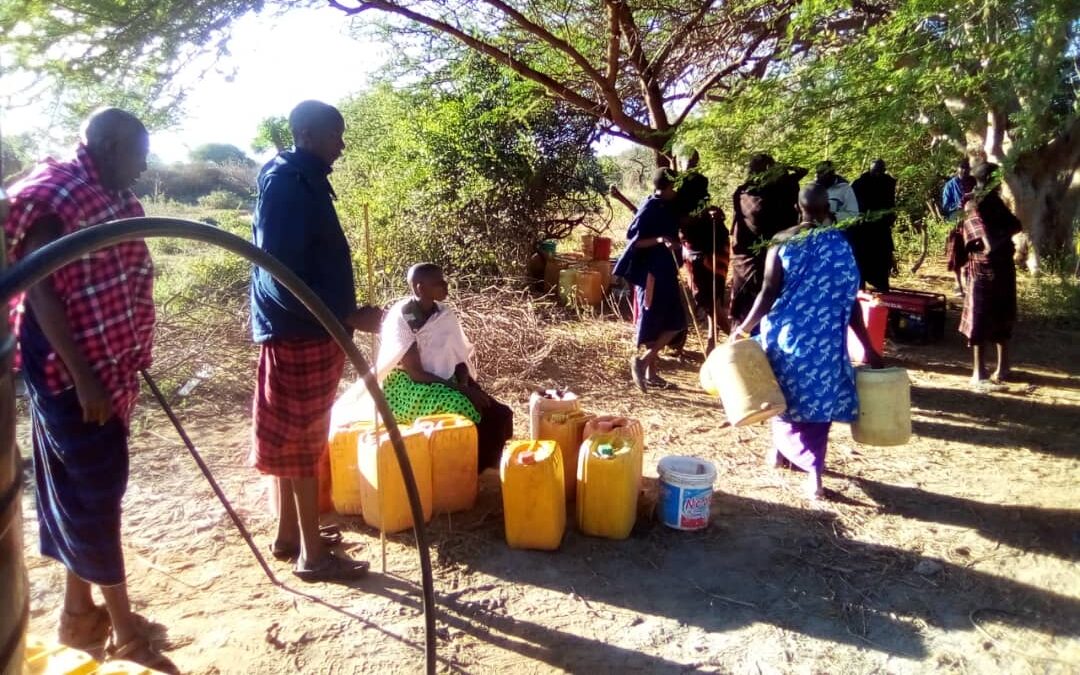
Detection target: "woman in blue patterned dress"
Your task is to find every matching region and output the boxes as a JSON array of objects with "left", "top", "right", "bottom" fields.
[{"left": 731, "top": 184, "right": 883, "bottom": 498}]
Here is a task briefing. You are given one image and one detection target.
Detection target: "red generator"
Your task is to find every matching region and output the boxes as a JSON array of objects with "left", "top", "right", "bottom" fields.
[{"left": 877, "top": 288, "right": 946, "bottom": 343}]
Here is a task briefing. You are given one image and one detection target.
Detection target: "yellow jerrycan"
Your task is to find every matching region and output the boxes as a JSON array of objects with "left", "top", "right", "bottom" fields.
[
  {"left": 576, "top": 435, "right": 640, "bottom": 540},
  {"left": 575, "top": 269, "right": 603, "bottom": 307},
  {"left": 500, "top": 440, "right": 566, "bottom": 550},
  {"left": 358, "top": 425, "right": 433, "bottom": 534},
  {"left": 538, "top": 410, "right": 594, "bottom": 500},
  {"left": 713, "top": 339, "right": 787, "bottom": 426},
  {"left": 528, "top": 389, "right": 580, "bottom": 439},
  {"left": 414, "top": 413, "right": 479, "bottom": 514},
  {"left": 852, "top": 367, "right": 912, "bottom": 446},
  {"left": 327, "top": 420, "right": 376, "bottom": 515}
]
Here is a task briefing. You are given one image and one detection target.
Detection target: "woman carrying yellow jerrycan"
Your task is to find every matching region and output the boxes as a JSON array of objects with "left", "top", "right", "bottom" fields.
[{"left": 731, "top": 184, "right": 886, "bottom": 499}]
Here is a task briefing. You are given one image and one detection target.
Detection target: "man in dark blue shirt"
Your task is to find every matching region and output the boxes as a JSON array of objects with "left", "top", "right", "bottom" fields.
[{"left": 250, "top": 100, "right": 379, "bottom": 582}]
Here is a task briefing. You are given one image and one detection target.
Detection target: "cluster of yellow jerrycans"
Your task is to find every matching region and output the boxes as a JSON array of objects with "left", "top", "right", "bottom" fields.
[
  {"left": 501, "top": 391, "right": 645, "bottom": 551},
  {"left": 326, "top": 390, "right": 646, "bottom": 552},
  {"left": 328, "top": 413, "right": 479, "bottom": 534}
]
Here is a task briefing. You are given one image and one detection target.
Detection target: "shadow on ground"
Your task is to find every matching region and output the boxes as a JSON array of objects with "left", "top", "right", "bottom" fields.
[{"left": 345, "top": 477, "right": 1080, "bottom": 673}]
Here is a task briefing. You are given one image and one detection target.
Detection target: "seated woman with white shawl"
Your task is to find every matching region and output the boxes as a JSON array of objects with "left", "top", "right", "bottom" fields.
[{"left": 375, "top": 263, "right": 513, "bottom": 470}]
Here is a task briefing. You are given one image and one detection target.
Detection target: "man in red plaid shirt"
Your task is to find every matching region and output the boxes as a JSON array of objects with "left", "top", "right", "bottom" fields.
[{"left": 4, "top": 109, "right": 176, "bottom": 673}]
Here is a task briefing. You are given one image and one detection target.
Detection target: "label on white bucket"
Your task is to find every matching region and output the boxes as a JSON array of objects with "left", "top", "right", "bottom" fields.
[
  {"left": 659, "top": 482, "right": 712, "bottom": 530},
  {"left": 657, "top": 455, "right": 716, "bottom": 531}
]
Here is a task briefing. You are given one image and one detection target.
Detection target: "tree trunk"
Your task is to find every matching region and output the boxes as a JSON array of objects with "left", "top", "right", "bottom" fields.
[
  {"left": 984, "top": 115, "right": 1080, "bottom": 273},
  {"left": 1005, "top": 166, "right": 1079, "bottom": 273}
]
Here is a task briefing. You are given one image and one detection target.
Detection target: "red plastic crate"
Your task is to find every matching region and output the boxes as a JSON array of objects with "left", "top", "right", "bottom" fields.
[{"left": 876, "top": 288, "right": 946, "bottom": 343}]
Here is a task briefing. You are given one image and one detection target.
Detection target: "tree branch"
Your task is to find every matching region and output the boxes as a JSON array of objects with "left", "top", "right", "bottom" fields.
[
  {"left": 604, "top": 0, "right": 621, "bottom": 87},
  {"left": 672, "top": 32, "right": 776, "bottom": 128},
  {"left": 613, "top": 0, "right": 670, "bottom": 132},
  {"left": 649, "top": 0, "right": 716, "bottom": 77},
  {"left": 327, "top": 0, "right": 373, "bottom": 16}
]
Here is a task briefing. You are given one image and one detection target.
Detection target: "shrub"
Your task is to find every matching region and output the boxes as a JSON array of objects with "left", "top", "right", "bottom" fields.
[{"left": 198, "top": 190, "right": 249, "bottom": 210}]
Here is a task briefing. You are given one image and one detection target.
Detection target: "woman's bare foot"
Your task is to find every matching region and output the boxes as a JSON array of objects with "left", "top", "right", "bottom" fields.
[{"left": 802, "top": 472, "right": 823, "bottom": 500}]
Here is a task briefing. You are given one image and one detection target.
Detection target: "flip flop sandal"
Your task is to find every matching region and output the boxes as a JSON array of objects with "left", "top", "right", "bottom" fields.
[
  {"left": 269, "top": 527, "right": 345, "bottom": 561},
  {"left": 58, "top": 605, "right": 112, "bottom": 654},
  {"left": 106, "top": 635, "right": 180, "bottom": 675},
  {"left": 292, "top": 551, "right": 370, "bottom": 582}
]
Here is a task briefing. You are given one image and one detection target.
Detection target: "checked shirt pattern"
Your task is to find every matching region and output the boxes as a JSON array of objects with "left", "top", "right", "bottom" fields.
[{"left": 4, "top": 145, "right": 155, "bottom": 423}]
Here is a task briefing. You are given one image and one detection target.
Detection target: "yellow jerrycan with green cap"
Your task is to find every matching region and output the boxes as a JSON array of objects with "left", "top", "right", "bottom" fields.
[{"left": 576, "top": 435, "right": 640, "bottom": 540}]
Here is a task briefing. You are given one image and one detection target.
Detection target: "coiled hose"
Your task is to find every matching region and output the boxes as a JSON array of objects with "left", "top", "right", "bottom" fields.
[{"left": 0, "top": 216, "right": 437, "bottom": 673}]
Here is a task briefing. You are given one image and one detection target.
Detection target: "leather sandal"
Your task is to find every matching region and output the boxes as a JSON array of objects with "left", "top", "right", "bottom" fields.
[
  {"left": 293, "top": 551, "right": 370, "bottom": 582},
  {"left": 270, "top": 525, "right": 345, "bottom": 561},
  {"left": 106, "top": 634, "right": 180, "bottom": 675},
  {"left": 58, "top": 605, "right": 111, "bottom": 654}
]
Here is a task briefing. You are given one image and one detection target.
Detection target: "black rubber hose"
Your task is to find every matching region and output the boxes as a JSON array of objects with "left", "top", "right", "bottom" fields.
[{"left": 0, "top": 216, "right": 437, "bottom": 673}]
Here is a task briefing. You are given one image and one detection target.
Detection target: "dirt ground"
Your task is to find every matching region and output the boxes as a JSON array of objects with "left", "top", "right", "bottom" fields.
[{"left": 16, "top": 266, "right": 1080, "bottom": 674}]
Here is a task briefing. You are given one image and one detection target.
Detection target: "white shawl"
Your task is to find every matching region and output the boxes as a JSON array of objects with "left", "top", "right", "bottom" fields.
[{"left": 330, "top": 298, "right": 476, "bottom": 429}]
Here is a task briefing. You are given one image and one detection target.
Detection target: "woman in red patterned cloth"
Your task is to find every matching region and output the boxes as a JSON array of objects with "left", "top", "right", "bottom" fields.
[{"left": 960, "top": 162, "right": 1022, "bottom": 389}]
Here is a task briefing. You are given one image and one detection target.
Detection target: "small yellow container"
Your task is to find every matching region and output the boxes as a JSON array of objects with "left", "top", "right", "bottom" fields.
[
  {"left": 576, "top": 435, "right": 640, "bottom": 540},
  {"left": 500, "top": 440, "right": 566, "bottom": 550},
  {"left": 327, "top": 421, "right": 376, "bottom": 515},
  {"left": 22, "top": 638, "right": 97, "bottom": 674},
  {"left": 527, "top": 389, "right": 580, "bottom": 439},
  {"left": 557, "top": 268, "right": 580, "bottom": 306},
  {"left": 588, "top": 259, "right": 612, "bottom": 292},
  {"left": 544, "top": 256, "right": 569, "bottom": 291},
  {"left": 537, "top": 410, "right": 594, "bottom": 500},
  {"left": 358, "top": 425, "right": 433, "bottom": 534},
  {"left": 414, "top": 414, "right": 479, "bottom": 514}
]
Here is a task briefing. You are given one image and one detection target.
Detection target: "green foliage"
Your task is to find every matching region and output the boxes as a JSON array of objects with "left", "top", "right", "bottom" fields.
[
  {"left": 190, "top": 143, "right": 253, "bottom": 166},
  {"left": 251, "top": 116, "right": 292, "bottom": 154},
  {"left": 1, "top": 132, "right": 38, "bottom": 183},
  {"left": 685, "top": 0, "right": 1079, "bottom": 259},
  {"left": 1018, "top": 274, "right": 1080, "bottom": 329},
  {"left": 333, "top": 54, "right": 609, "bottom": 282},
  {"left": 0, "top": 0, "right": 262, "bottom": 127},
  {"left": 198, "top": 189, "right": 250, "bottom": 210},
  {"left": 135, "top": 161, "right": 256, "bottom": 205}
]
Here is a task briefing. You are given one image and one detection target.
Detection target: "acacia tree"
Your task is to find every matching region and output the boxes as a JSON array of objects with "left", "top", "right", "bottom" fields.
[
  {"left": 690, "top": 0, "right": 1079, "bottom": 267},
  {"left": 328, "top": 0, "right": 889, "bottom": 165},
  {"left": 1, "top": 0, "right": 888, "bottom": 164}
]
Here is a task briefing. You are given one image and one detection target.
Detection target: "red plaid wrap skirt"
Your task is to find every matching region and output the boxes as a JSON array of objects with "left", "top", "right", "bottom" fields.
[{"left": 251, "top": 338, "right": 345, "bottom": 478}]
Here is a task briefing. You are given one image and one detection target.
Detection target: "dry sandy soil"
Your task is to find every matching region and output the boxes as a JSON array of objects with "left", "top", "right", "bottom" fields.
[{"left": 16, "top": 266, "right": 1080, "bottom": 674}]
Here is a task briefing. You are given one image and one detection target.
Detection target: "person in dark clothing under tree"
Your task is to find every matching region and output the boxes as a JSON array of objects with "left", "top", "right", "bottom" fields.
[
  {"left": 850, "top": 159, "right": 898, "bottom": 291},
  {"left": 729, "top": 153, "right": 807, "bottom": 328}
]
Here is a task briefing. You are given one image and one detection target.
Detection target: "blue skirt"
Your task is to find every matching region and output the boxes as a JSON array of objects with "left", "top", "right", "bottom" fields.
[
  {"left": 22, "top": 311, "right": 129, "bottom": 586},
  {"left": 634, "top": 273, "right": 687, "bottom": 346}
]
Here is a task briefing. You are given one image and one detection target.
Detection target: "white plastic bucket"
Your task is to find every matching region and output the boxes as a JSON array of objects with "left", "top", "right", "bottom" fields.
[{"left": 657, "top": 456, "right": 717, "bottom": 531}]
